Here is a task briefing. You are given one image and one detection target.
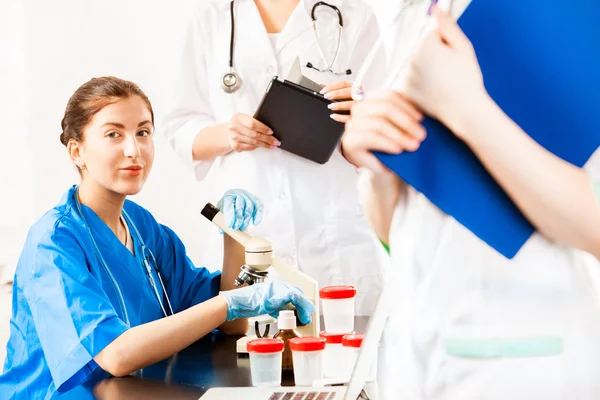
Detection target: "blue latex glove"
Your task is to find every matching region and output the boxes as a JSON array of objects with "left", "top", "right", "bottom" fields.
[
  {"left": 220, "top": 280, "right": 315, "bottom": 324},
  {"left": 216, "top": 189, "right": 263, "bottom": 232}
]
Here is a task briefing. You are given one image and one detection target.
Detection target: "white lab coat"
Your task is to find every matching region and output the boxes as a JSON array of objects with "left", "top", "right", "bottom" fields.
[
  {"left": 163, "top": 0, "right": 388, "bottom": 315},
  {"left": 380, "top": 152, "right": 600, "bottom": 400},
  {"left": 377, "top": 1, "right": 600, "bottom": 397}
]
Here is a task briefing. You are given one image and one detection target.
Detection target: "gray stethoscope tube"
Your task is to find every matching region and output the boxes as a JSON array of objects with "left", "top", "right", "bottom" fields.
[
  {"left": 222, "top": 0, "right": 351, "bottom": 93},
  {"left": 74, "top": 187, "right": 174, "bottom": 325},
  {"left": 306, "top": 1, "right": 351, "bottom": 75}
]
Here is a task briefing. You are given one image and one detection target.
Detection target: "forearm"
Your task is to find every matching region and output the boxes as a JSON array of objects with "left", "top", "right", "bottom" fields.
[
  {"left": 218, "top": 234, "right": 248, "bottom": 334},
  {"left": 221, "top": 234, "right": 245, "bottom": 291},
  {"left": 363, "top": 170, "right": 406, "bottom": 245},
  {"left": 192, "top": 123, "right": 232, "bottom": 161},
  {"left": 453, "top": 95, "right": 600, "bottom": 257},
  {"left": 94, "top": 295, "right": 228, "bottom": 377}
]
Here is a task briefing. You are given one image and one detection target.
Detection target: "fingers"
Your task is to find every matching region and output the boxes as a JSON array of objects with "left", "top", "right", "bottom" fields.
[
  {"left": 269, "top": 280, "right": 314, "bottom": 325},
  {"left": 232, "top": 124, "right": 281, "bottom": 148},
  {"left": 238, "top": 193, "right": 255, "bottom": 231},
  {"left": 233, "top": 195, "right": 245, "bottom": 230},
  {"left": 240, "top": 215, "right": 252, "bottom": 232},
  {"left": 341, "top": 91, "right": 427, "bottom": 172},
  {"left": 219, "top": 190, "right": 264, "bottom": 231},
  {"left": 234, "top": 113, "right": 273, "bottom": 135},
  {"left": 289, "top": 291, "right": 315, "bottom": 325},
  {"left": 252, "top": 208, "right": 263, "bottom": 226},
  {"left": 246, "top": 192, "right": 264, "bottom": 226},
  {"left": 352, "top": 97, "right": 426, "bottom": 143},
  {"left": 329, "top": 100, "right": 355, "bottom": 124},
  {"left": 394, "top": 93, "right": 424, "bottom": 122},
  {"left": 328, "top": 100, "right": 354, "bottom": 112},
  {"left": 354, "top": 91, "right": 423, "bottom": 122},
  {"left": 330, "top": 113, "right": 350, "bottom": 123},
  {"left": 385, "top": 108, "right": 427, "bottom": 143},
  {"left": 323, "top": 87, "right": 352, "bottom": 101},
  {"left": 229, "top": 113, "right": 279, "bottom": 152},
  {"left": 320, "top": 80, "right": 352, "bottom": 94},
  {"left": 349, "top": 151, "right": 391, "bottom": 175},
  {"left": 347, "top": 118, "right": 421, "bottom": 154}
]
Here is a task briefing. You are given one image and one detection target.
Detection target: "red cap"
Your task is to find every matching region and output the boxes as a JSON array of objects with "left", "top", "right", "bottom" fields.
[
  {"left": 319, "top": 286, "right": 356, "bottom": 300},
  {"left": 320, "top": 331, "right": 354, "bottom": 344},
  {"left": 342, "top": 333, "right": 365, "bottom": 348},
  {"left": 290, "top": 337, "right": 327, "bottom": 352},
  {"left": 247, "top": 338, "right": 284, "bottom": 353}
]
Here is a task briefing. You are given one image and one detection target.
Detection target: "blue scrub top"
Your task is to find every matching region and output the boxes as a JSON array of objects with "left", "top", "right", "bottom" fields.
[{"left": 0, "top": 186, "right": 221, "bottom": 400}]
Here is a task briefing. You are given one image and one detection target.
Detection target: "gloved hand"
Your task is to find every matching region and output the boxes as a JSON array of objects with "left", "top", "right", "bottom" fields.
[
  {"left": 216, "top": 189, "right": 263, "bottom": 232},
  {"left": 220, "top": 280, "right": 315, "bottom": 324}
]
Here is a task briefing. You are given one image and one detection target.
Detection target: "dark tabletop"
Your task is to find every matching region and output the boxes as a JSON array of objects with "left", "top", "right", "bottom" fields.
[{"left": 83, "top": 317, "right": 369, "bottom": 400}]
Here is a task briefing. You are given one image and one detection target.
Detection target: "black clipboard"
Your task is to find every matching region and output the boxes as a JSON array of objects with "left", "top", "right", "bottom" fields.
[{"left": 254, "top": 77, "right": 346, "bottom": 165}]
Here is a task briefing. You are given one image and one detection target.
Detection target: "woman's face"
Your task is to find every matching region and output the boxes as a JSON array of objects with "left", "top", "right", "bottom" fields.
[{"left": 77, "top": 96, "right": 154, "bottom": 196}]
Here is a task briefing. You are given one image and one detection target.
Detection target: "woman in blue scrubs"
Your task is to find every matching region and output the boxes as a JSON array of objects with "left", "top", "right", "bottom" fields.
[{"left": 0, "top": 76, "right": 314, "bottom": 400}]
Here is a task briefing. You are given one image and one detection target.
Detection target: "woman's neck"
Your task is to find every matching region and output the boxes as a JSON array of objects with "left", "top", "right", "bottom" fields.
[
  {"left": 255, "top": 0, "right": 300, "bottom": 34},
  {"left": 78, "top": 179, "right": 126, "bottom": 237}
]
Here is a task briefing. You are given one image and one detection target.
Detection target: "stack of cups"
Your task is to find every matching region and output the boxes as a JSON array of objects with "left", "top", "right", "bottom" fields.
[
  {"left": 342, "top": 333, "right": 377, "bottom": 382},
  {"left": 289, "top": 337, "right": 327, "bottom": 386},
  {"left": 247, "top": 338, "right": 285, "bottom": 387},
  {"left": 319, "top": 286, "right": 357, "bottom": 380},
  {"left": 320, "top": 331, "right": 354, "bottom": 378}
]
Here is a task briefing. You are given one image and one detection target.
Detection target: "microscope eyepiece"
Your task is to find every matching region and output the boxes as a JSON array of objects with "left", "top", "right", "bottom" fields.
[{"left": 201, "top": 203, "right": 220, "bottom": 221}]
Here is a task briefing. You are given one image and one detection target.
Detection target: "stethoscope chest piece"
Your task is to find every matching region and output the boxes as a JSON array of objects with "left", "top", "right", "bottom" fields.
[{"left": 221, "top": 69, "right": 242, "bottom": 93}]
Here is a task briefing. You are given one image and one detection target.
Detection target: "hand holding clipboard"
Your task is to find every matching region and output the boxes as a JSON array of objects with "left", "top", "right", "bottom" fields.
[{"left": 253, "top": 58, "right": 351, "bottom": 164}]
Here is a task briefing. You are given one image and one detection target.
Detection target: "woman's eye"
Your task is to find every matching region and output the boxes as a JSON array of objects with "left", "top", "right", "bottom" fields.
[
  {"left": 107, "top": 131, "right": 120, "bottom": 139},
  {"left": 137, "top": 130, "right": 151, "bottom": 137}
]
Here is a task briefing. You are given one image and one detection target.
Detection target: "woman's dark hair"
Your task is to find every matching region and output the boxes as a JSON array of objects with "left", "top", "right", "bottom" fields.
[{"left": 60, "top": 76, "right": 154, "bottom": 146}]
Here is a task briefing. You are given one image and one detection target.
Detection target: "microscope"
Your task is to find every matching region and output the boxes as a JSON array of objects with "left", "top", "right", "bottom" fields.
[{"left": 201, "top": 203, "right": 321, "bottom": 340}]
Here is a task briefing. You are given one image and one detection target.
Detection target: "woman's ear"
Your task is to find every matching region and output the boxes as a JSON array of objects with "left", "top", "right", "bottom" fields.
[{"left": 67, "top": 140, "right": 85, "bottom": 170}]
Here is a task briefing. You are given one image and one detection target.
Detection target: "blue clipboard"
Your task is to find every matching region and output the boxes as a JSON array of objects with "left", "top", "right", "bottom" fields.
[{"left": 376, "top": 0, "right": 600, "bottom": 258}]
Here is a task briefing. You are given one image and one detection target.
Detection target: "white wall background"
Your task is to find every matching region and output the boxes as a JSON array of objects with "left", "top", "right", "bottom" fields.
[
  {"left": 1, "top": 0, "right": 231, "bottom": 276},
  {"left": 1, "top": 1, "right": 33, "bottom": 282}
]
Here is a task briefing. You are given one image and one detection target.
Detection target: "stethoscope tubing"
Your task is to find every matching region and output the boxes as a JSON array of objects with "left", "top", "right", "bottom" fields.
[
  {"left": 223, "top": 0, "right": 348, "bottom": 93},
  {"left": 74, "top": 187, "right": 174, "bottom": 323}
]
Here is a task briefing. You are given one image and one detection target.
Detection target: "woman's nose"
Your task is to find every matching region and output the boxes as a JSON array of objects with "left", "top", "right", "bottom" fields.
[{"left": 123, "top": 135, "right": 141, "bottom": 158}]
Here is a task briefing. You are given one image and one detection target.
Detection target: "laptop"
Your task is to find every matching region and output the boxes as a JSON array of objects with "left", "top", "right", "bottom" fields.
[{"left": 199, "top": 280, "right": 392, "bottom": 400}]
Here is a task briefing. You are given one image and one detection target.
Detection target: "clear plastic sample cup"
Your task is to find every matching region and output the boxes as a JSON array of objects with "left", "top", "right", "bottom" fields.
[
  {"left": 247, "top": 338, "right": 284, "bottom": 387},
  {"left": 321, "top": 330, "right": 354, "bottom": 378},
  {"left": 343, "top": 333, "right": 377, "bottom": 382},
  {"left": 320, "top": 286, "right": 356, "bottom": 334},
  {"left": 290, "top": 337, "right": 327, "bottom": 386}
]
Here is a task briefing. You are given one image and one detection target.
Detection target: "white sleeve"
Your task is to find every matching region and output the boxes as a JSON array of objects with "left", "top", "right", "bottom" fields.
[{"left": 162, "top": 7, "right": 217, "bottom": 181}]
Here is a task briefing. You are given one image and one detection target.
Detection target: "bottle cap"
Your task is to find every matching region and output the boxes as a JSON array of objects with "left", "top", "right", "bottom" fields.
[
  {"left": 247, "top": 338, "right": 284, "bottom": 353},
  {"left": 320, "top": 330, "right": 354, "bottom": 344},
  {"left": 277, "top": 310, "right": 297, "bottom": 330},
  {"left": 290, "top": 336, "right": 327, "bottom": 352},
  {"left": 342, "top": 333, "right": 365, "bottom": 348},
  {"left": 319, "top": 285, "right": 357, "bottom": 299}
]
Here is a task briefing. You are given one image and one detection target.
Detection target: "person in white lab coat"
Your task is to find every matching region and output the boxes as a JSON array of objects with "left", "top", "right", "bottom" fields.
[
  {"left": 343, "top": 5, "right": 600, "bottom": 400},
  {"left": 163, "top": 0, "right": 388, "bottom": 315}
]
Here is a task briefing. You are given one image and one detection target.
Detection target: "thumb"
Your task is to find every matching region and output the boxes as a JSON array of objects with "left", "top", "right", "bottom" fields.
[
  {"left": 434, "top": 7, "right": 470, "bottom": 50},
  {"left": 290, "top": 292, "right": 315, "bottom": 325}
]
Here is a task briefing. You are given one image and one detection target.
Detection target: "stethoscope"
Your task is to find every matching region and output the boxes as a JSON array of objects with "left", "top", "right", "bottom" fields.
[
  {"left": 74, "top": 187, "right": 174, "bottom": 325},
  {"left": 222, "top": 0, "right": 351, "bottom": 94}
]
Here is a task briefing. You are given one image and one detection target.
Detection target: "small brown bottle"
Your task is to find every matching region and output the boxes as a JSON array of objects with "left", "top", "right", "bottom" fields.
[{"left": 273, "top": 310, "right": 300, "bottom": 373}]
